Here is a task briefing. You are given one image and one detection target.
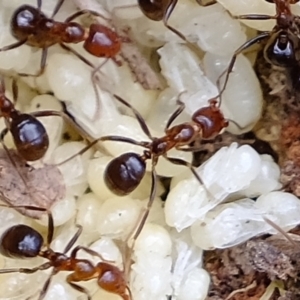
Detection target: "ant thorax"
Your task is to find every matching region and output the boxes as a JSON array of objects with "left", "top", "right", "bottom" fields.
[{"left": 0, "top": 0, "right": 298, "bottom": 300}]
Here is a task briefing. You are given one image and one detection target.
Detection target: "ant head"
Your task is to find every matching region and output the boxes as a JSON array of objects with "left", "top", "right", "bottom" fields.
[
  {"left": 264, "top": 31, "right": 298, "bottom": 68},
  {"left": 137, "top": 0, "right": 166, "bottom": 21},
  {"left": 63, "top": 22, "right": 85, "bottom": 44},
  {"left": 0, "top": 224, "right": 44, "bottom": 258},
  {"left": 11, "top": 5, "right": 46, "bottom": 41},
  {"left": 192, "top": 99, "right": 228, "bottom": 139},
  {"left": 104, "top": 152, "right": 146, "bottom": 196},
  {"left": 83, "top": 24, "right": 121, "bottom": 58}
]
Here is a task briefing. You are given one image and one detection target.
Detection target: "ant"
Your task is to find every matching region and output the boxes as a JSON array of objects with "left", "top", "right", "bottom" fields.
[
  {"left": 0, "top": 204, "right": 132, "bottom": 300},
  {"left": 0, "top": 0, "right": 122, "bottom": 76},
  {"left": 137, "top": 0, "right": 216, "bottom": 42},
  {"left": 218, "top": 0, "right": 300, "bottom": 95},
  {"left": 0, "top": 77, "right": 92, "bottom": 162},
  {"left": 62, "top": 93, "right": 229, "bottom": 241}
]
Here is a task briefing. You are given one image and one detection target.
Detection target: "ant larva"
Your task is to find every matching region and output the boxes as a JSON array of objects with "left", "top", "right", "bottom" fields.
[
  {"left": 0, "top": 0, "right": 122, "bottom": 77},
  {"left": 0, "top": 77, "right": 92, "bottom": 162},
  {"left": 61, "top": 93, "right": 229, "bottom": 240},
  {"left": 218, "top": 0, "right": 300, "bottom": 95},
  {"left": 0, "top": 204, "right": 131, "bottom": 300},
  {"left": 137, "top": 0, "right": 216, "bottom": 42}
]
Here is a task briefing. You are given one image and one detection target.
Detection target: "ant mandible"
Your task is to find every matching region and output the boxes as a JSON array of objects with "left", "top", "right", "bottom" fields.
[
  {"left": 62, "top": 93, "right": 229, "bottom": 240},
  {"left": 0, "top": 205, "right": 131, "bottom": 300},
  {"left": 0, "top": 77, "right": 92, "bottom": 162},
  {"left": 0, "top": 0, "right": 122, "bottom": 76},
  {"left": 218, "top": 0, "right": 300, "bottom": 95},
  {"left": 137, "top": 0, "right": 216, "bottom": 42}
]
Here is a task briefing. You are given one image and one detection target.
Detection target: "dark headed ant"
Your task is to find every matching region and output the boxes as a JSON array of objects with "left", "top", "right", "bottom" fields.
[
  {"left": 1, "top": 0, "right": 122, "bottom": 76},
  {"left": 0, "top": 205, "right": 131, "bottom": 300},
  {"left": 62, "top": 93, "right": 229, "bottom": 240},
  {"left": 0, "top": 78, "right": 91, "bottom": 162},
  {"left": 137, "top": 0, "right": 216, "bottom": 42},
  {"left": 218, "top": 0, "right": 300, "bottom": 95}
]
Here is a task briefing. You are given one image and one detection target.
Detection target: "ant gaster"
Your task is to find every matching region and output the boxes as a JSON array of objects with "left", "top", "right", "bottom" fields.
[
  {"left": 62, "top": 93, "right": 229, "bottom": 240},
  {"left": 218, "top": 0, "right": 300, "bottom": 94},
  {"left": 0, "top": 78, "right": 92, "bottom": 162},
  {"left": 137, "top": 0, "right": 216, "bottom": 42},
  {"left": 0, "top": 205, "right": 131, "bottom": 300},
  {"left": 1, "top": 0, "right": 122, "bottom": 76}
]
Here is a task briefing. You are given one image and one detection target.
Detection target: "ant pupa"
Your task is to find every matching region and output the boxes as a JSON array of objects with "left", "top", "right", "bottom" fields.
[
  {"left": 0, "top": 204, "right": 132, "bottom": 300},
  {"left": 60, "top": 93, "right": 229, "bottom": 241},
  {"left": 0, "top": 77, "right": 92, "bottom": 162},
  {"left": 137, "top": 0, "right": 216, "bottom": 42},
  {"left": 0, "top": 0, "right": 122, "bottom": 77},
  {"left": 218, "top": 0, "right": 300, "bottom": 95}
]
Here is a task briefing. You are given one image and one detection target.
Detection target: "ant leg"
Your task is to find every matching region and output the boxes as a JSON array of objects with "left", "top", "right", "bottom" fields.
[
  {"left": 60, "top": 43, "right": 95, "bottom": 68},
  {"left": 217, "top": 32, "right": 270, "bottom": 98},
  {"left": 37, "top": 0, "right": 42, "bottom": 11},
  {"left": 0, "top": 262, "right": 51, "bottom": 275},
  {"left": 165, "top": 99, "right": 185, "bottom": 131},
  {"left": 51, "top": 0, "right": 65, "bottom": 18},
  {"left": 113, "top": 94, "right": 153, "bottom": 140},
  {"left": 0, "top": 39, "right": 27, "bottom": 52},
  {"left": 38, "top": 269, "right": 58, "bottom": 300},
  {"left": 64, "top": 10, "right": 111, "bottom": 23},
  {"left": 90, "top": 58, "right": 109, "bottom": 121},
  {"left": 12, "top": 79, "right": 18, "bottom": 104},
  {"left": 19, "top": 48, "right": 48, "bottom": 77},
  {"left": 235, "top": 14, "right": 276, "bottom": 21},
  {"left": 55, "top": 135, "right": 148, "bottom": 166},
  {"left": 66, "top": 280, "right": 92, "bottom": 300},
  {"left": 29, "top": 110, "right": 95, "bottom": 144},
  {"left": 0, "top": 127, "right": 31, "bottom": 190},
  {"left": 63, "top": 224, "right": 83, "bottom": 254},
  {"left": 132, "top": 167, "right": 157, "bottom": 241},
  {"left": 70, "top": 245, "right": 114, "bottom": 263}
]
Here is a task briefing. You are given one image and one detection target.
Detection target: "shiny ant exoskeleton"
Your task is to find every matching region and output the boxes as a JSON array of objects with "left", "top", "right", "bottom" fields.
[
  {"left": 0, "top": 205, "right": 131, "bottom": 300},
  {"left": 218, "top": 0, "right": 300, "bottom": 94},
  {"left": 137, "top": 0, "right": 216, "bottom": 42},
  {"left": 1, "top": 0, "right": 122, "bottom": 76},
  {"left": 0, "top": 77, "right": 91, "bottom": 162},
  {"left": 62, "top": 93, "right": 229, "bottom": 240}
]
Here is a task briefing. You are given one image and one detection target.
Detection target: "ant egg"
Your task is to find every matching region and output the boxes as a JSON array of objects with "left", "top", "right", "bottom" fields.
[
  {"left": 46, "top": 53, "right": 91, "bottom": 100},
  {"left": 177, "top": 268, "right": 210, "bottom": 300},
  {"left": 37, "top": 194, "right": 76, "bottom": 227},
  {"left": 203, "top": 53, "right": 263, "bottom": 134},
  {"left": 96, "top": 196, "right": 141, "bottom": 239},
  {"left": 241, "top": 154, "right": 282, "bottom": 197},
  {"left": 76, "top": 193, "right": 104, "bottom": 239},
  {"left": 134, "top": 223, "right": 172, "bottom": 257}
]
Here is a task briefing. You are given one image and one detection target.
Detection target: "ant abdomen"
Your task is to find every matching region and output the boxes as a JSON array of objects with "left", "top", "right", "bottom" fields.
[
  {"left": 104, "top": 152, "right": 146, "bottom": 195},
  {"left": 137, "top": 0, "right": 165, "bottom": 21},
  {"left": 10, "top": 113, "right": 49, "bottom": 161},
  {"left": 264, "top": 32, "right": 297, "bottom": 68},
  {"left": 11, "top": 5, "right": 44, "bottom": 42},
  {"left": 83, "top": 24, "right": 121, "bottom": 58},
  {"left": 0, "top": 224, "right": 43, "bottom": 258}
]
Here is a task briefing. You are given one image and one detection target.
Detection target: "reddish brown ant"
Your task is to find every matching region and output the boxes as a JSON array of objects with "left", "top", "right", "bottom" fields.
[
  {"left": 137, "top": 0, "right": 216, "bottom": 42},
  {"left": 0, "top": 77, "right": 91, "bottom": 162},
  {"left": 218, "top": 0, "right": 300, "bottom": 95},
  {"left": 61, "top": 93, "right": 229, "bottom": 240},
  {"left": 0, "top": 204, "right": 132, "bottom": 300},
  {"left": 0, "top": 0, "right": 122, "bottom": 76}
]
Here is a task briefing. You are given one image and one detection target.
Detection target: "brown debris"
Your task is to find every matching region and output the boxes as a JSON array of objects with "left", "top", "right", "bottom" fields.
[{"left": 0, "top": 149, "right": 66, "bottom": 218}]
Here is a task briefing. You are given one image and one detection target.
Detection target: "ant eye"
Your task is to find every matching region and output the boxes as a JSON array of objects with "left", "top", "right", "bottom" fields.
[
  {"left": 264, "top": 33, "right": 296, "bottom": 67},
  {"left": 104, "top": 153, "right": 146, "bottom": 196},
  {"left": 0, "top": 225, "right": 43, "bottom": 258}
]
